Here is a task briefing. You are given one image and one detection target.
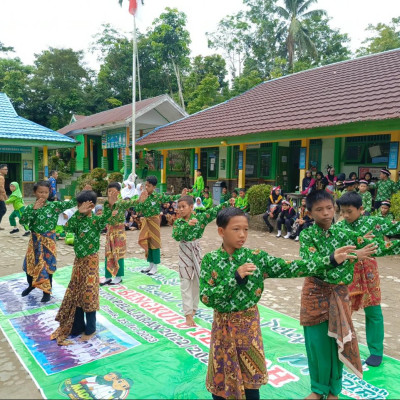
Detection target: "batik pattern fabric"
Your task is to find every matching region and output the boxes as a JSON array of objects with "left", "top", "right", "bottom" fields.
[
  {"left": 377, "top": 210, "right": 395, "bottom": 221},
  {"left": 347, "top": 258, "right": 381, "bottom": 311},
  {"left": 105, "top": 224, "right": 126, "bottom": 278},
  {"left": 206, "top": 305, "right": 268, "bottom": 399},
  {"left": 178, "top": 240, "right": 202, "bottom": 280},
  {"left": 20, "top": 199, "right": 77, "bottom": 233},
  {"left": 51, "top": 254, "right": 99, "bottom": 345},
  {"left": 235, "top": 196, "right": 249, "bottom": 211},
  {"left": 359, "top": 190, "right": 372, "bottom": 213},
  {"left": 65, "top": 207, "right": 111, "bottom": 259},
  {"left": 200, "top": 246, "right": 338, "bottom": 314},
  {"left": 375, "top": 178, "right": 398, "bottom": 201},
  {"left": 299, "top": 222, "right": 400, "bottom": 285},
  {"left": 23, "top": 231, "right": 57, "bottom": 294},
  {"left": 138, "top": 215, "right": 161, "bottom": 257},
  {"left": 300, "top": 277, "right": 363, "bottom": 378},
  {"left": 104, "top": 199, "right": 137, "bottom": 225},
  {"left": 128, "top": 192, "right": 181, "bottom": 218}
]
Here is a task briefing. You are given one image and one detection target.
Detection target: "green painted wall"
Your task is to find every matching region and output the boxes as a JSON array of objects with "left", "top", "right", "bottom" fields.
[{"left": 75, "top": 134, "right": 84, "bottom": 171}]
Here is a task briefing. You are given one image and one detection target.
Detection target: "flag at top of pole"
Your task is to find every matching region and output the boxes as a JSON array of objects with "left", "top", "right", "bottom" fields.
[{"left": 129, "top": 0, "right": 137, "bottom": 15}]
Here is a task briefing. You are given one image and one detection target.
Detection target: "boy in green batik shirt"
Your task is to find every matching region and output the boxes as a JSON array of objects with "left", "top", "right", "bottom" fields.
[
  {"left": 202, "top": 191, "right": 213, "bottom": 210},
  {"left": 235, "top": 188, "right": 249, "bottom": 212},
  {"left": 377, "top": 200, "right": 395, "bottom": 221},
  {"left": 192, "top": 169, "right": 204, "bottom": 197},
  {"left": 357, "top": 179, "right": 372, "bottom": 215},
  {"left": 299, "top": 190, "right": 400, "bottom": 400},
  {"left": 375, "top": 168, "right": 399, "bottom": 209},
  {"left": 172, "top": 196, "right": 234, "bottom": 327},
  {"left": 200, "top": 207, "right": 358, "bottom": 400},
  {"left": 123, "top": 175, "right": 187, "bottom": 275},
  {"left": 219, "top": 186, "right": 231, "bottom": 204},
  {"left": 51, "top": 190, "right": 113, "bottom": 345}
]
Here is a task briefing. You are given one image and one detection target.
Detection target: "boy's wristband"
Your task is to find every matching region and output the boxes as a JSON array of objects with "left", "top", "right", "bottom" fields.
[
  {"left": 329, "top": 253, "right": 343, "bottom": 267},
  {"left": 235, "top": 271, "right": 248, "bottom": 285}
]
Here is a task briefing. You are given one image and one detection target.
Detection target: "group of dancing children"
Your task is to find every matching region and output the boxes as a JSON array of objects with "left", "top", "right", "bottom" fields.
[{"left": 18, "top": 174, "right": 400, "bottom": 400}]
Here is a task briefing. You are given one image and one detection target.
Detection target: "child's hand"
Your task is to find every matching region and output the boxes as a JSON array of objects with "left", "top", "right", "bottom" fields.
[
  {"left": 78, "top": 201, "right": 94, "bottom": 214},
  {"left": 112, "top": 210, "right": 118, "bottom": 217},
  {"left": 363, "top": 230, "right": 375, "bottom": 239},
  {"left": 181, "top": 188, "right": 188, "bottom": 195},
  {"left": 108, "top": 190, "right": 119, "bottom": 206},
  {"left": 355, "top": 243, "right": 378, "bottom": 261},
  {"left": 237, "top": 263, "right": 257, "bottom": 279},
  {"left": 188, "top": 218, "right": 198, "bottom": 226},
  {"left": 33, "top": 198, "right": 46, "bottom": 210},
  {"left": 139, "top": 191, "right": 148, "bottom": 202},
  {"left": 229, "top": 198, "right": 236, "bottom": 206},
  {"left": 333, "top": 245, "right": 358, "bottom": 264}
]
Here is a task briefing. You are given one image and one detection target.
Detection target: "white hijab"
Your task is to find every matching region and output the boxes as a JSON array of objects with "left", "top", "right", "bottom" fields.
[
  {"left": 121, "top": 180, "right": 136, "bottom": 199},
  {"left": 135, "top": 183, "right": 143, "bottom": 197},
  {"left": 194, "top": 197, "right": 204, "bottom": 209}
]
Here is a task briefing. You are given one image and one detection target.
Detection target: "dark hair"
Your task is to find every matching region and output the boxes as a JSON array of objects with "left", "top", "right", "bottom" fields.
[
  {"left": 146, "top": 175, "right": 157, "bottom": 186},
  {"left": 306, "top": 190, "right": 334, "bottom": 211},
  {"left": 107, "top": 182, "right": 121, "bottom": 191},
  {"left": 232, "top": 189, "right": 238, "bottom": 195},
  {"left": 349, "top": 172, "right": 358, "bottom": 180},
  {"left": 196, "top": 169, "right": 202, "bottom": 173},
  {"left": 203, "top": 191, "right": 210, "bottom": 196},
  {"left": 337, "top": 173, "right": 346, "bottom": 181},
  {"left": 0, "top": 164, "right": 7, "bottom": 169},
  {"left": 316, "top": 171, "right": 324, "bottom": 179},
  {"left": 216, "top": 207, "right": 248, "bottom": 228},
  {"left": 239, "top": 188, "right": 246, "bottom": 193},
  {"left": 205, "top": 185, "right": 209, "bottom": 190},
  {"left": 178, "top": 195, "right": 194, "bottom": 206},
  {"left": 49, "top": 170, "right": 57, "bottom": 176},
  {"left": 363, "top": 172, "right": 372, "bottom": 180},
  {"left": 76, "top": 190, "right": 97, "bottom": 205},
  {"left": 337, "top": 191, "right": 362, "bottom": 209},
  {"left": 33, "top": 181, "right": 51, "bottom": 193}
]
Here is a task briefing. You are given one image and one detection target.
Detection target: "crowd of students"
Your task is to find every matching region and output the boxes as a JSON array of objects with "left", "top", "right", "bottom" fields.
[{"left": 4, "top": 163, "right": 400, "bottom": 400}]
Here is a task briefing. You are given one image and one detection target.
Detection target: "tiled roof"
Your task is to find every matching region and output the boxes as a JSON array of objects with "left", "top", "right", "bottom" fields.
[
  {"left": 0, "top": 93, "right": 76, "bottom": 144},
  {"left": 58, "top": 94, "right": 169, "bottom": 134},
  {"left": 138, "top": 49, "right": 400, "bottom": 145}
]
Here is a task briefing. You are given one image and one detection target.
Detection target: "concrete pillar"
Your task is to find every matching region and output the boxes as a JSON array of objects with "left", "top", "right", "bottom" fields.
[
  {"left": 298, "top": 138, "right": 310, "bottom": 190},
  {"left": 43, "top": 145, "right": 49, "bottom": 178},
  {"left": 389, "top": 132, "right": 400, "bottom": 181},
  {"left": 238, "top": 144, "right": 246, "bottom": 189},
  {"left": 160, "top": 149, "right": 168, "bottom": 193}
]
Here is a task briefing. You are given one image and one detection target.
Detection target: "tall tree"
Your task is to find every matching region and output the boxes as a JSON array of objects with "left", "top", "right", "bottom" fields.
[
  {"left": 0, "top": 42, "right": 14, "bottom": 53},
  {"left": 149, "top": 8, "right": 191, "bottom": 110},
  {"left": 275, "top": 0, "right": 325, "bottom": 70},
  {"left": 357, "top": 17, "right": 400, "bottom": 56}
]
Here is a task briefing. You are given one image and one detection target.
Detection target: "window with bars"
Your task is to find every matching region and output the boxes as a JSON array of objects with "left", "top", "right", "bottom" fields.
[{"left": 344, "top": 135, "right": 391, "bottom": 165}]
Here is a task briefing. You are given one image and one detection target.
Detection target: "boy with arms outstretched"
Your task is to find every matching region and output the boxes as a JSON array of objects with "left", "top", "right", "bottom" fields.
[
  {"left": 172, "top": 195, "right": 235, "bottom": 327},
  {"left": 200, "top": 207, "right": 359, "bottom": 400}
]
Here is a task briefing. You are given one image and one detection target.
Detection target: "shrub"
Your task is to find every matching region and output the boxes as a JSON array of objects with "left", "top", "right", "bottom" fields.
[
  {"left": 247, "top": 184, "right": 272, "bottom": 216},
  {"left": 391, "top": 192, "right": 400, "bottom": 220},
  {"left": 77, "top": 169, "right": 108, "bottom": 196},
  {"left": 108, "top": 172, "right": 123, "bottom": 183}
]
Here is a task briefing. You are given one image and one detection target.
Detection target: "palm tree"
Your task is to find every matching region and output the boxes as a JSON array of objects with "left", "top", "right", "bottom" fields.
[{"left": 276, "top": 0, "right": 325, "bottom": 71}]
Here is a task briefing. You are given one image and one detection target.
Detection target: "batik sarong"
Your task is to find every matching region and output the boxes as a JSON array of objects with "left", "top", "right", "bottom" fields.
[
  {"left": 348, "top": 258, "right": 381, "bottom": 312},
  {"left": 206, "top": 305, "right": 268, "bottom": 399},
  {"left": 178, "top": 239, "right": 201, "bottom": 280},
  {"left": 23, "top": 231, "right": 57, "bottom": 294},
  {"left": 301, "top": 277, "right": 362, "bottom": 378},
  {"left": 51, "top": 254, "right": 99, "bottom": 345},
  {"left": 138, "top": 215, "right": 161, "bottom": 257},
  {"left": 105, "top": 224, "right": 126, "bottom": 277}
]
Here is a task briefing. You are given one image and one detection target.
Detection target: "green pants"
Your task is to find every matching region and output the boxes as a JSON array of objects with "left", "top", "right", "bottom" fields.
[
  {"left": 304, "top": 321, "right": 343, "bottom": 396},
  {"left": 365, "top": 305, "right": 384, "bottom": 356},
  {"left": 9, "top": 208, "right": 27, "bottom": 229},
  {"left": 105, "top": 258, "right": 125, "bottom": 279},
  {"left": 147, "top": 248, "right": 160, "bottom": 264}
]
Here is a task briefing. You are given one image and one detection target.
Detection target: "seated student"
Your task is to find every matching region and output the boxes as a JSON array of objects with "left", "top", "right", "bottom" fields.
[
  {"left": 166, "top": 202, "right": 177, "bottom": 226},
  {"left": 220, "top": 186, "right": 231, "bottom": 204},
  {"left": 377, "top": 200, "right": 394, "bottom": 220},
  {"left": 194, "top": 197, "right": 205, "bottom": 213},
  {"left": 262, "top": 186, "right": 283, "bottom": 233},
  {"left": 342, "top": 179, "right": 357, "bottom": 193},
  {"left": 231, "top": 189, "right": 238, "bottom": 202},
  {"left": 202, "top": 191, "right": 213, "bottom": 210},
  {"left": 290, "top": 197, "right": 313, "bottom": 241},
  {"left": 276, "top": 200, "right": 296, "bottom": 238},
  {"left": 235, "top": 188, "right": 249, "bottom": 212},
  {"left": 202, "top": 185, "right": 211, "bottom": 200},
  {"left": 160, "top": 202, "right": 170, "bottom": 226},
  {"left": 200, "top": 207, "right": 360, "bottom": 400},
  {"left": 357, "top": 179, "right": 372, "bottom": 215},
  {"left": 335, "top": 173, "right": 346, "bottom": 192},
  {"left": 55, "top": 208, "right": 76, "bottom": 240}
]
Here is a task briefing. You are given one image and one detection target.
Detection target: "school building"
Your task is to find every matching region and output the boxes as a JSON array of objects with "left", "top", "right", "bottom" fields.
[
  {"left": 58, "top": 94, "right": 187, "bottom": 179},
  {"left": 135, "top": 49, "right": 400, "bottom": 194},
  {"left": 0, "top": 92, "right": 77, "bottom": 196}
]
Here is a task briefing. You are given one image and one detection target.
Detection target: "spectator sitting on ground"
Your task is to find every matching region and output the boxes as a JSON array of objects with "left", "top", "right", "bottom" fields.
[
  {"left": 276, "top": 200, "right": 296, "bottom": 239},
  {"left": 263, "top": 186, "right": 283, "bottom": 233}
]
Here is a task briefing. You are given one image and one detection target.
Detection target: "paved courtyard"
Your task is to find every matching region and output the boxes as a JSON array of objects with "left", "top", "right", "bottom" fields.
[{"left": 0, "top": 203, "right": 399, "bottom": 398}]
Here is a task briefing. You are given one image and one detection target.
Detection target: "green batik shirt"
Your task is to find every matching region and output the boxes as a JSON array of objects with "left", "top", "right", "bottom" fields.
[
  {"left": 65, "top": 207, "right": 111, "bottom": 258},
  {"left": 104, "top": 196, "right": 138, "bottom": 226},
  {"left": 172, "top": 202, "right": 229, "bottom": 242},
  {"left": 377, "top": 210, "right": 395, "bottom": 221},
  {"left": 202, "top": 197, "right": 213, "bottom": 210},
  {"left": 337, "top": 215, "right": 400, "bottom": 241},
  {"left": 20, "top": 199, "right": 77, "bottom": 233},
  {"left": 299, "top": 223, "right": 400, "bottom": 285},
  {"left": 200, "top": 246, "right": 340, "bottom": 313},
  {"left": 359, "top": 190, "right": 372, "bottom": 213},
  {"left": 220, "top": 193, "right": 231, "bottom": 204},
  {"left": 235, "top": 196, "right": 249, "bottom": 211},
  {"left": 126, "top": 192, "right": 180, "bottom": 218},
  {"left": 375, "top": 179, "right": 398, "bottom": 201}
]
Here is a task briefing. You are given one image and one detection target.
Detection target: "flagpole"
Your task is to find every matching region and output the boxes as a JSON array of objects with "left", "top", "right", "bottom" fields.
[{"left": 131, "top": 13, "right": 137, "bottom": 178}]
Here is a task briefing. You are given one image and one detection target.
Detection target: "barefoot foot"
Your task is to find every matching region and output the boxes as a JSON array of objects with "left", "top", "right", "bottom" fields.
[
  {"left": 58, "top": 340, "right": 74, "bottom": 346},
  {"left": 185, "top": 315, "right": 196, "bottom": 327},
  {"left": 305, "top": 393, "right": 323, "bottom": 400},
  {"left": 79, "top": 332, "right": 97, "bottom": 342},
  {"left": 327, "top": 394, "right": 338, "bottom": 399}
]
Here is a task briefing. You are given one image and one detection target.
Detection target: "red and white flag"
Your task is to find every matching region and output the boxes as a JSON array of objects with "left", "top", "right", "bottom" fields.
[{"left": 129, "top": 0, "right": 137, "bottom": 15}]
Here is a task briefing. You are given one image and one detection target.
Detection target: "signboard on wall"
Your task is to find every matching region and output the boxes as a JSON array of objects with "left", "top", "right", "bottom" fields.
[
  {"left": 388, "top": 142, "right": 399, "bottom": 169},
  {"left": 101, "top": 130, "right": 126, "bottom": 149},
  {"left": 22, "top": 160, "right": 33, "bottom": 182},
  {"left": 194, "top": 153, "right": 198, "bottom": 170},
  {"left": 238, "top": 151, "right": 244, "bottom": 170},
  {"left": 299, "top": 148, "right": 306, "bottom": 169},
  {"left": 0, "top": 146, "right": 31, "bottom": 153},
  {"left": 358, "top": 167, "right": 382, "bottom": 179}
]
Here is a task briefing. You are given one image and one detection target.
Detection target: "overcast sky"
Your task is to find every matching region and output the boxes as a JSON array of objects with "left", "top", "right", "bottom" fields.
[{"left": 1, "top": 0, "right": 399, "bottom": 71}]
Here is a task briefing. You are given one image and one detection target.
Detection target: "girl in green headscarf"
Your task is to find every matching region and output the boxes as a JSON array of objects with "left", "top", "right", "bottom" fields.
[{"left": 5, "top": 182, "right": 29, "bottom": 235}]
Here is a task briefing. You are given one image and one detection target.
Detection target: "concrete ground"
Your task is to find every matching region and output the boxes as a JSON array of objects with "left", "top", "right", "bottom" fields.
[{"left": 0, "top": 203, "right": 399, "bottom": 398}]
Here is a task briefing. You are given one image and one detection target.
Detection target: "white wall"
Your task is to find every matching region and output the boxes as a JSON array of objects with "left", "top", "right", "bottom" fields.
[
  {"left": 320, "top": 138, "right": 335, "bottom": 173},
  {"left": 218, "top": 146, "right": 227, "bottom": 179}
]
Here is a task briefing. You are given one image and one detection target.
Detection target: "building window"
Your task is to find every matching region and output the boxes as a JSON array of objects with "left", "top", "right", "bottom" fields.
[
  {"left": 232, "top": 144, "right": 273, "bottom": 179},
  {"left": 344, "top": 135, "right": 390, "bottom": 165}
]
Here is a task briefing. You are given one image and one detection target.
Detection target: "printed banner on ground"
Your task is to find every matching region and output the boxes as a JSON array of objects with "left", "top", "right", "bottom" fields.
[{"left": 0, "top": 258, "right": 398, "bottom": 399}]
